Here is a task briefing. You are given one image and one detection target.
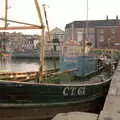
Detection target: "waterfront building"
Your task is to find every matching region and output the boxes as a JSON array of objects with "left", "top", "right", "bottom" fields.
[
  {"left": 65, "top": 16, "right": 120, "bottom": 48},
  {"left": 95, "top": 25, "right": 120, "bottom": 49},
  {"left": 45, "top": 27, "right": 65, "bottom": 42},
  {"left": 0, "top": 32, "right": 40, "bottom": 52},
  {"left": 45, "top": 27, "right": 65, "bottom": 57},
  {"left": 0, "top": 27, "right": 64, "bottom": 58},
  {"left": 0, "top": 32, "right": 10, "bottom": 52}
]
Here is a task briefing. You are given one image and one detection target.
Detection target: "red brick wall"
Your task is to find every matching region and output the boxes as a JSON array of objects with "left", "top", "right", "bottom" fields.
[{"left": 96, "top": 26, "right": 120, "bottom": 49}]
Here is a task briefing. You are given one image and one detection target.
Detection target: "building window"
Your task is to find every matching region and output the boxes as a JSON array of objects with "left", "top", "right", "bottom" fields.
[
  {"left": 100, "top": 35, "right": 104, "bottom": 42},
  {"left": 77, "top": 32, "right": 83, "bottom": 42},
  {"left": 111, "top": 28, "right": 115, "bottom": 34},
  {"left": 61, "top": 35, "right": 63, "bottom": 39},
  {"left": 100, "top": 29, "right": 104, "bottom": 34}
]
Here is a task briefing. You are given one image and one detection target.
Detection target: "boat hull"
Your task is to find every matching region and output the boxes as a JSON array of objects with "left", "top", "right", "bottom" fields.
[
  {"left": 0, "top": 96, "right": 106, "bottom": 120},
  {"left": 0, "top": 77, "right": 111, "bottom": 120}
]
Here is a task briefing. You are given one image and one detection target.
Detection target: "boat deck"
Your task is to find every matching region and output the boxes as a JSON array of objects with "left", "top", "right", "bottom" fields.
[
  {"left": 29, "top": 71, "right": 111, "bottom": 85},
  {"left": 0, "top": 63, "right": 113, "bottom": 85},
  {"left": 59, "top": 74, "right": 108, "bottom": 85}
]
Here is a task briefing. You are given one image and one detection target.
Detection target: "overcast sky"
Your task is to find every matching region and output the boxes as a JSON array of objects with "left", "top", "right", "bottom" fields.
[{"left": 0, "top": 0, "right": 120, "bottom": 34}]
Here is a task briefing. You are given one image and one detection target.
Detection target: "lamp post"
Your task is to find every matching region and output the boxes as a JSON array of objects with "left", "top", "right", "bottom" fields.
[
  {"left": 107, "top": 38, "right": 110, "bottom": 49},
  {"left": 107, "top": 36, "right": 114, "bottom": 49}
]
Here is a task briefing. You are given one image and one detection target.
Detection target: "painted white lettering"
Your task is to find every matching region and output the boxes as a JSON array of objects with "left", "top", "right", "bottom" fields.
[
  {"left": 77, "top": 87, "right": 85, "bottom": 95},
  {"left": 63, "top": 87, "right": 86, "bottom": 96},
  {"left": 71, "top": 87, "right": 77, "bottom": 96},
  {"left": 63, "top": 87, "right": 69, "bottom": 96}
]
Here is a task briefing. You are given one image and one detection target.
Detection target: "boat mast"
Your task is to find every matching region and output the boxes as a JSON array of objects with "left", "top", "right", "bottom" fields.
[
  {"left": 5, "top": 0, "right": 8, "bottom": 29},
  {"left": 2, "top": 0, "right": 8, "bottom": 52},
  {"left": 42, "top": 4, "right": 50, "bottom": 41},
  {"left": 34, "top": 0, "right": 45, "bottom": 82},
  {"left": 82, "top": 0, "right": 89, "bottom": 76},
  {"left": 86, "top": 0, "right": 89, "bottom": 43},
  {"left": 83, "top": 0, "right": 89, "bottom": 56}
]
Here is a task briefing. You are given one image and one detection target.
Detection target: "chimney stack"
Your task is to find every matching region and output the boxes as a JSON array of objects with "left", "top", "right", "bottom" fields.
[
  {"left": 106, "top": 15, "right": 108, "bottom": 21},
  {"left": 116, "top": 15, "right": 118, "bottom": 20}
]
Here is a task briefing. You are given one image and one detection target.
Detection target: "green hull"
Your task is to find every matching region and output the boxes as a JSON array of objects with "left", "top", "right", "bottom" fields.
[
  {"left": 0, "top": 55, "right": 116, "bottom": 119},
  {"left": 0, "top": 75, "right": 111, "bottom": 119},
  {"left": 0, "top": 96, "right": 106, "bottom": 120}
]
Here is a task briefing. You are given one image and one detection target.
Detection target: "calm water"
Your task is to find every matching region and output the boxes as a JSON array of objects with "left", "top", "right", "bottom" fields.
[{"left": 0, "top": 57, "right": 59, "bottom": 72}]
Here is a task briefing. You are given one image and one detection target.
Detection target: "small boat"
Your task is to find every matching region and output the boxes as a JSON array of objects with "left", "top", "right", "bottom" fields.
[
  {"left": 0, "top": 0, "right": 117, "bottom": 120},
  {"left": 11, "top": 50, "right": 40, "bottom": 58}
]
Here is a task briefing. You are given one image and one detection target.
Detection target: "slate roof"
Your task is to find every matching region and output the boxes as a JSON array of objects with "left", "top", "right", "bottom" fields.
[
  {"left": 65, "top": 19, "right": 120, "bottom": 29},
  {"left": 50, "top": 27, "right": 65, "bottom": 34}
]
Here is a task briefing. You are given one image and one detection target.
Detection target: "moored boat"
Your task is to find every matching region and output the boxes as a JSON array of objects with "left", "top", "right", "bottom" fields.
[
  {"left": 0, "top": 39, "right": 115, "bottom": 120},
  {"left": 0, "top": 0, "right": 118, "bottom": 120},
  {"left": 0, "top": 75, "right": 112, "bottom": 119}
]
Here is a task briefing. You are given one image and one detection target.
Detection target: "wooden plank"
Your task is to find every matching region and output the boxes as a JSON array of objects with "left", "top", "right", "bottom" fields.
[{"left": 0, "top": 25, "right": 41, "bottom": 30}]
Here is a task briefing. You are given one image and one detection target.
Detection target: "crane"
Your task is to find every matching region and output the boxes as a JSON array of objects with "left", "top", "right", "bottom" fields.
[{"left": 0, "top": 0, "right": 45, "bottom": 82}]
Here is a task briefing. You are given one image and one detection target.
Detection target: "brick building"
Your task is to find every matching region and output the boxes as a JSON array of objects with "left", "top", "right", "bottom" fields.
[
  {"left": 95, "top": 26, "right": 120, "bottom": 49},
  {"left": 0, "top": 32, "right": 40, "bottom": 52},
  {"left": 65, "top": 16, "right": 120, "bottom": 48}
]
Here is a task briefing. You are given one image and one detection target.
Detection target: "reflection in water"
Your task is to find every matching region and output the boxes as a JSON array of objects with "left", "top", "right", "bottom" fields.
[
  {"left": 0, "top": 57, "right": 59, "bottom": 72},
  {"left": 0, "top": 56, "right": 12, "bottom": 72}
]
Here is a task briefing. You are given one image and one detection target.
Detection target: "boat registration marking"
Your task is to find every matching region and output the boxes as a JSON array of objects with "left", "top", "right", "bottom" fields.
[{"left": 63, "top": 87, "right": 85, "bottom": 96}]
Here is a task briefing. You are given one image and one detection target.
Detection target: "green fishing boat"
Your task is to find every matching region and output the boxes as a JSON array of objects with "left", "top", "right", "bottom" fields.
[
  {"left": 0, "top": 0, "right": 117, "bottom": 120},
  {"left": 0, "top": 39, "right": 116, "bottom": 120}
]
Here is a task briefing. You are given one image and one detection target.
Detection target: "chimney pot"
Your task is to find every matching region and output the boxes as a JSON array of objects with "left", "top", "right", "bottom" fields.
[
  {"left": 106, "top": 15, "right": 108, "bottom": 21},
  {"left": 116, "top": 15, "right": 118, "bottom": 20}
]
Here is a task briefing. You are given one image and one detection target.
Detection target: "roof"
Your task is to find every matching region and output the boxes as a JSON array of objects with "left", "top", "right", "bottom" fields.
[
  {"left": 50, "top": 27, "right": 65, "bottom": 34},
  {"left": 65, "top": 19, "right": 120, "bottom": 29}
]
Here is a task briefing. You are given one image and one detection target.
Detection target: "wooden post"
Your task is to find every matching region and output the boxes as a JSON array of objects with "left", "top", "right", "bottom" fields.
[
  {"left": 34, "top": 0, "right": 45, "bottom": 82},
  {"left": 42, "top": 4, "right": 50, "bottom": 41},
  {"left": 5, "top": 0, "right": 8, "bottom": 29}
]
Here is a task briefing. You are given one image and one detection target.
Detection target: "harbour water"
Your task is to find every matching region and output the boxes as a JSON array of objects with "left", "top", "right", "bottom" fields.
[{"left": 0, "top": 57, "right": 59, "bottom": 72}]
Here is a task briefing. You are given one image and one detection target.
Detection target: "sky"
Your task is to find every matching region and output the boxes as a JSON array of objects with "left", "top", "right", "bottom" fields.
[{"left": 0, "top": 0, "right": 120, "bottom": 34}]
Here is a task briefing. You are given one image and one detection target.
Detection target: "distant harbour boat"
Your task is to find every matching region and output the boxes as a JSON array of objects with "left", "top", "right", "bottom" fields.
[
  {"left": 11, "top": 49, "right": 60, "bottom": 59},
  {"left": 11, "top": 49, "right": 39, "bottom": 58},
  {"left": 0, "top": 52, "right": 11, "bottom": 57}
]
